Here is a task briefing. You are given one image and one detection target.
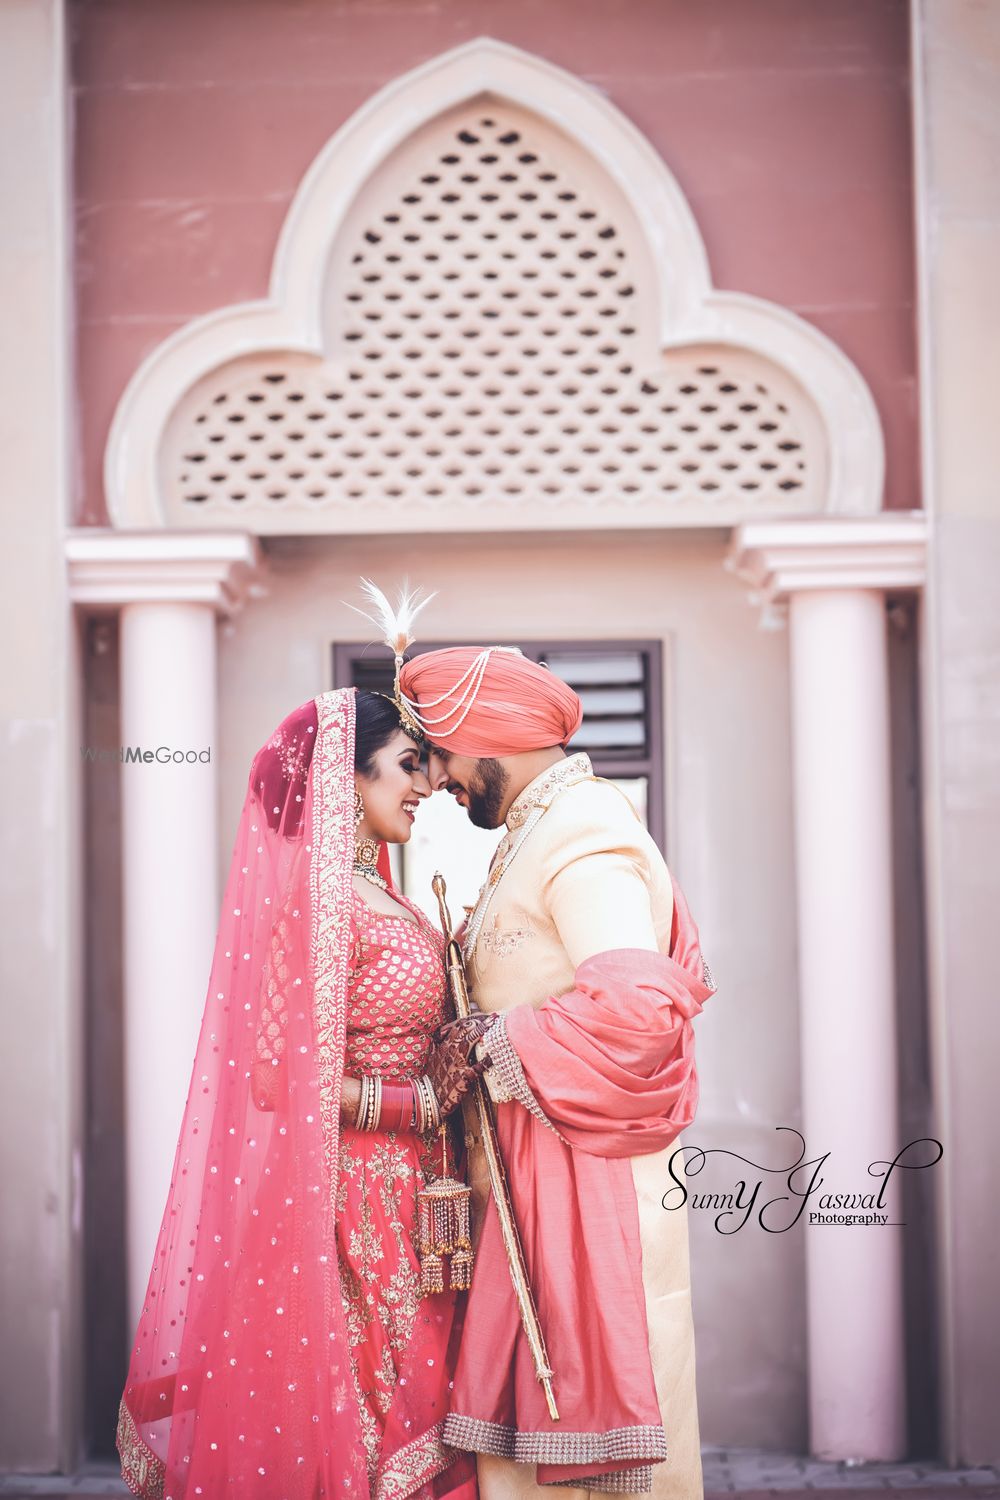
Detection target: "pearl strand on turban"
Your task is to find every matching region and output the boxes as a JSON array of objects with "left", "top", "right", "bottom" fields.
[
  {"left": 398, "top": 647, "right": 584, "bottom": 758},
  {"left": 398, "top": 646, "right": 523, "bottom": 741}
]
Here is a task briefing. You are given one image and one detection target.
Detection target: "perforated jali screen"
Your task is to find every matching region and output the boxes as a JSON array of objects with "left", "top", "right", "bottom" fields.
[{"left": 161, "top": 103, "right": 824, "bottom": 532}]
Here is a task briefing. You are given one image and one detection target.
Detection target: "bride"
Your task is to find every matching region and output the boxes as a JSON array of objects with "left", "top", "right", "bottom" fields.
[{"left": 117, "top": 686, "right": 481, "bottom": 1500}]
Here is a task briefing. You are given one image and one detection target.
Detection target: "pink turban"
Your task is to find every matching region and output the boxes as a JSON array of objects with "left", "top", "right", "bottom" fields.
[{"left": 398, "top": 647, "right": 583, "bottom": 757}]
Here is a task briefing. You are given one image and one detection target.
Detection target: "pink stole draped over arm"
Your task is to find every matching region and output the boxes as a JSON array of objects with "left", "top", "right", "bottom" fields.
[{"left": 504, "top": 947, "right": 705, "bottom": 1157}]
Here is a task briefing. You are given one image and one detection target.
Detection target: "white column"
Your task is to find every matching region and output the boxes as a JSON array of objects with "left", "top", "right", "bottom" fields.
[
  {"left": 911, "top": 0, "right": 1000, "bottom": 1465},
  {"left": 68, "top": 531, "right": 264, "bottom": 1322},
  {"left": 0, "top": 0, "right": 77, "bottom": 1472},
  {"left": 725, "top": 516, "right": 926, "bottom": 1461},
  {"left": 789, "top": 587, "right": 904, "bottom": 1460},
  {"left": 119, "top": 602, "right": 220, "bottom": 1318}
]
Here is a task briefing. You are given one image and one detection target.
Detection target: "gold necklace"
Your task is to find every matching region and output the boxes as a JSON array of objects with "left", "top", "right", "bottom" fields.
[{"left": 354, "top": 836, "right": 388, "bottom": 891}]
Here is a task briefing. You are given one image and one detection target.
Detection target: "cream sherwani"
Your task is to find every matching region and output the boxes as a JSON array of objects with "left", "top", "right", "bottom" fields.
[{"left": 457, "top": 752, "right": 703, "bottom": 1500}]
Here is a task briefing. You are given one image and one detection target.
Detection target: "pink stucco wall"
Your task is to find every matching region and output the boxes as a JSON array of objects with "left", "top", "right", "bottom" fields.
[{"left": 71, "top": 0, "right": 917, "bottom": 525}]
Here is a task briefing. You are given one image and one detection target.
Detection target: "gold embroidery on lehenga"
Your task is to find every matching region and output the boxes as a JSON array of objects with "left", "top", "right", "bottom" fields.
[
  {"left": 336, "top": 1139, "right": 430, "bottom": 1478},
  {"left": 338, "top": 1258, "right": 381, "bottom": 1474},
  {"left": 348, "top": 1200, "right": 387, "bottom": 1282},
  {"left": 348, "top": 1351, "right": 383, "bottom": 1476},
  {"left": 337, "top": 1141, "right": 424, "bottom": 1351},
  {"left": 374, "top": 1342, "right": 397, "bottom": 1415},
  {"left": 380, "top": 1259, "right": 422, "bottom": 1345}
]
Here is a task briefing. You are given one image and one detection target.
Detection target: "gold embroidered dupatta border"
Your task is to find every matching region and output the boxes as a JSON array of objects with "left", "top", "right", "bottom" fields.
[
  {"left": 310, "top": 688, "right": 356, "bottom": 1282},
  {"left": 117, "top": 1396, "right": 165, "bottom": 1499}
]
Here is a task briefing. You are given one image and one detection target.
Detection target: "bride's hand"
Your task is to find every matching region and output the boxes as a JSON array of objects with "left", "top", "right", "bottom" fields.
[
  {"left": 340, "top": 1075, "right": 362, "bottom": 1126},
  {"left": 426, "top": 1022, "right": 488, "bottom": 1118},
  {"left": 437, "top": 1014, "right": 493, "bottom": 1054}
]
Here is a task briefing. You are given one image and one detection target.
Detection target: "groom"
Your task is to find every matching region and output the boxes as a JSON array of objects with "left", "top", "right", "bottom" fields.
[{"left": 401, "top": 647, "right": 715, "bottom": 1500}]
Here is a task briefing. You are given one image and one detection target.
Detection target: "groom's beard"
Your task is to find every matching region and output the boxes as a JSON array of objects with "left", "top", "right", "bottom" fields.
[{"left": 465, "top": 758, "right": 509, "bottom": 830}]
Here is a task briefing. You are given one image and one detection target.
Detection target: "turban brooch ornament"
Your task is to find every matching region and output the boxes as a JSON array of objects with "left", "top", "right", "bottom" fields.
[{"left": 349, "top": 578, "right": 436, "bottom": 741}]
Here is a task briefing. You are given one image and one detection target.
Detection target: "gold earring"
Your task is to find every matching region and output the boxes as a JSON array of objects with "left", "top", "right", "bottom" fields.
[{"left": 353, "top": 787, "right": 384, "bottom": 887}]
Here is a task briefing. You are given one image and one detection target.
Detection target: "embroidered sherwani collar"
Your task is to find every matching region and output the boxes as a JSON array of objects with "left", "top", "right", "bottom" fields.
[{"left": 505, "top": 752, "right": 593, "bottom": 831}]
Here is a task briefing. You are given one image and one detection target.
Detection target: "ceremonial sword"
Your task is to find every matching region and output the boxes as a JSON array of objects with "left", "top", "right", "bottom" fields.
[{"left": 432, "top": 871, "right": 559, "bottom": 1422}]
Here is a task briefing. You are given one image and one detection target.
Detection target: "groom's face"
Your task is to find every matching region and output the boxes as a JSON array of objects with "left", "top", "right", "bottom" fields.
[{"left": 427, "top": 746, "right": 510, "bottom": 831}]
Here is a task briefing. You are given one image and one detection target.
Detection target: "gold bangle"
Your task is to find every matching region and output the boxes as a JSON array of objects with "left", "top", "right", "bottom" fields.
[
  {"left": 359, "top": 1073, "right": 379, "bottom": 1132},
  {"left": 422, "top": 1074, "right": 441, "bottom": 1132},
  {"left": 364, "top": 1073, "right": 379, "bottom": 1132},
  {"left": 370, "top": 1075, "right": 383, "bottom": 1132},
  {"left": 415, "top": 1075, "right": 430, "bottom": 1133},
  {"left": 412, "top": 1074, "right": 438, "bottom": 1134},
  {"left": 411, "top": 1074, "right": 425, "bottom": 1133}
]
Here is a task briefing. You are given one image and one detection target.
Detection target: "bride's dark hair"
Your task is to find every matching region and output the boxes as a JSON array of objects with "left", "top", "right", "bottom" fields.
[{"left": 354, "top": 690, "right": 417, "bottom": 776}]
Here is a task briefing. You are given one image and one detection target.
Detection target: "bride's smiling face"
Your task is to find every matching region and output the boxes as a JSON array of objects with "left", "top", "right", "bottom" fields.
[{"left": 355, "top": 730, "right": 431, "bottom": 845}]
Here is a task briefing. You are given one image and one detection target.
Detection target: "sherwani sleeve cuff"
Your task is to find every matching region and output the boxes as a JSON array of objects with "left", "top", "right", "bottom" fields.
[{"left": 476, "top": 1015, "right": 564, "bottom": 1138}]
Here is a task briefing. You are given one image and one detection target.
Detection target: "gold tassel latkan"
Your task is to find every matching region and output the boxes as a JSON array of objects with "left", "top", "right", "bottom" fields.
[{"left": 417, "top": 1130, "right": 474, "bottom": 1294}]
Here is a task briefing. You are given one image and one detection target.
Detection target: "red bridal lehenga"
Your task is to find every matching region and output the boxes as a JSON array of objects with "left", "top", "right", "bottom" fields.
[{"left": 117, "top": 687, "right": 477, "bottom": 1500}]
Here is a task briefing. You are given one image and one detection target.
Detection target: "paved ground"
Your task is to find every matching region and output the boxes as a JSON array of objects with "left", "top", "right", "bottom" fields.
[
  {"left": 701, "top": 1445, "right": 1000, "bottom": 1496},
  {"left": 2, "top": 1448, "right": 999, "bottom": 1497}
]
